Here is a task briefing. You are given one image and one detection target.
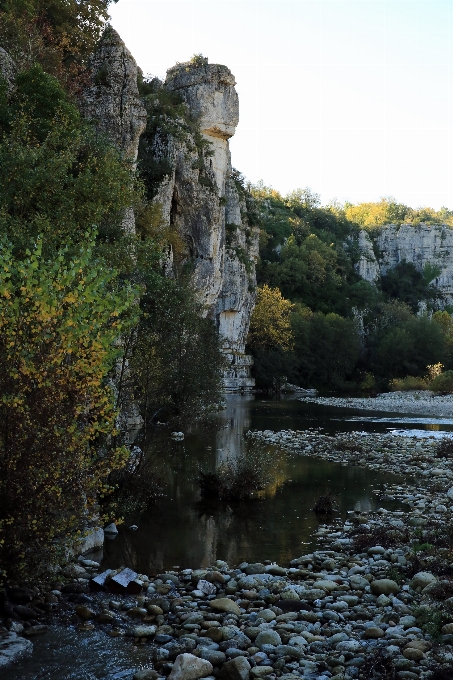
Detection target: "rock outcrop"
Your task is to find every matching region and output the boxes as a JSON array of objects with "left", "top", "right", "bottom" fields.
[
  {"left": 0, "top": 47, "right": 15, "bottom": 91},
  {"left": 151, "top": 60, "right": 259, "bottom": 389},
  {"left": 355, "top": 224, "right": 453, "bottom": 306},
  {"left": 81, "top": 26, "right": 147, "bottom": 233},
  {"left": 81, "top": 36, "right": 258, "bottom": 390}
]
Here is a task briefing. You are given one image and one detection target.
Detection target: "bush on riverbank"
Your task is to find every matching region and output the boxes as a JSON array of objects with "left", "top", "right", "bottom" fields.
[
  {"left": 389, "top": 376, "right": 428, "bottom": 391},
  {"left": 198, "top": 445, "right": 276, "bottom": 501},
  {"left": 0, "top": 234, "right": 137, "bottom": 581}
]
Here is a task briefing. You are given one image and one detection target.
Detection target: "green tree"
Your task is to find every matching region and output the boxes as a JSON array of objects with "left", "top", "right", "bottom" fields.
[
  {"left": 0, "top": 66, "right": 136, "bottom": 258},
  {"left": 248, "top": 284, "right": 294, "bottom": 351},
  {"left": 0, "top": 0, "right": 117, "bottom": 89},
  {"left": 130, "top": 277, "right": 224, "bottom": 425},
  {"left": 0, "top": 233, "right": 137, "bottom": 580},
  {"left": 366, "top": 308, "right": 445, "bottom": 380},
  {"left": 433, "top": 311, "right": 453, "bottom": 369},
  {"left": 380, "top": 261, "right": 440, "bottom": 312},
  {"left": 290, "top": 308, "right": 360, "bottom": 388}
]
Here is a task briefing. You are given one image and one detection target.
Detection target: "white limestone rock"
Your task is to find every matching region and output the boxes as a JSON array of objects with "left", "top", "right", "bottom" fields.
[
  {"left": 0, "top": 632, "right": 33, "bottom": 669},
  {"left": 151, "top": 59, "right": 259, "bottom": 389},
  {"left": 0, "top": 48, "right": 16, "bottom": 91}
]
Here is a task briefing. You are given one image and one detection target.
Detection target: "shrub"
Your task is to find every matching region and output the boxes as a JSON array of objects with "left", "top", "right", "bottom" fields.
[
  {"left": 198, "top": 445, "right": 277, "bottom": 501},
  {"left": 360, "top": 372, "right": 377, "bottom": 391},
  {"left": 389, "top": 376, "right": 428, "bottom": 391},
  {"left": 430, "top": 370, "right": 453, "bottom": 394},
  {"left": 0, "top": 233, "right": 137, "bottom": 581},
  {"left": 313, "top": 492, "right": 337, "bottom": 515},
  {"left": 435, "top": 438, "right": 453, "bottom": 459}
]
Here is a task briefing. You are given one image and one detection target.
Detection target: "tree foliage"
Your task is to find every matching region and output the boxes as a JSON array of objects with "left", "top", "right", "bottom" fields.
[
  {"left": 0, "top": 66, "right": 135, "bottom": 258},
  {"left": 0, "top": 0, "right": 116, "bottom": 90},
  {"left": 344, "top": 196, "right": 453, "bottom": 229},
  {"left": 248, "top": 284, "right": 294, "bottom": 352},
  {"left": 130, "top": 277, "right": 224, "bottom": 425},
  {"left": 0, "top": 233, "right": 137, "bottom": 580},
  {"left": 252, "top": 182, "right": 453, "bottom": 390},
  {"left": 380, "top": 261, "right": 439, "bottom": 313}
]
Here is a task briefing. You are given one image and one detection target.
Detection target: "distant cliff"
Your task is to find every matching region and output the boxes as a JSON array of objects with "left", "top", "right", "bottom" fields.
[{"left": 355, "top": 224, "right": 453, "bottom": 306}]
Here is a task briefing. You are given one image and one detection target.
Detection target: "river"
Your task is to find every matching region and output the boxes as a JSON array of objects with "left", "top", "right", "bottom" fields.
[{"left": 5, "top": 394, "right": 453, "bottom": 680}]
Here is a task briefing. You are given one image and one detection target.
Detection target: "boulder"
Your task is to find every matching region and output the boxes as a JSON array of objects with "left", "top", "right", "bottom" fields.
[
  {"left": 0, "top": 632, "right": 33, "bottom": 668},
  {"left": 370, "top": 579, "right": 400, "bottom": 596},
  {"left": 403, "top": 648, "right": 424, "bottom": 661},
  {"left": 255, "top": 630, "right": 282, "bottom": 648},
  {"left": 363, "top": 627, "right": 385, "bottom": 639},
  {"left": 134, "top": 670, "right": 160, "bottom": 680},
  {"left": 219, "top": 656, "right": 251, "bottom": 680},
  {"left": 168, "top": 654, "right": 213, "bottom": 680},
  {"left": 349, "top": 575, "right": 369, "bottom": 590},
  {"left": 250, "top": 668, "right": 273, "bottom": 678},
  {"left": 256, "top": 609, "right": 276, "bottom": 622},
  {"left": 209, "top": 599, "right": 241, "bottom": 616},
  {"left": 410, "top": 572, "right": 437, "bottom": 592}
]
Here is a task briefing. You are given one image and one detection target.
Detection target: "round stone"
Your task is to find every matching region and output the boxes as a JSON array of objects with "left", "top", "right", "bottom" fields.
[
  {"left": 370, "top": 579, "right": 400, "bottom": 596},
  {"left": 255, "top": 630, "right": 282, "bottom": 648},
  {"left": 403, "top": 647, "right": 424, "bottom": 661}
]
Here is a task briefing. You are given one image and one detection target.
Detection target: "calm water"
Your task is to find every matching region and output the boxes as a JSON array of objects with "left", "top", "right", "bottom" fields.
[
  {"left": 101, "top": 395, "right": 452, "bottom": 574},
  {"left": 6, "top": 395, "right": 453, "bottom": 680}
]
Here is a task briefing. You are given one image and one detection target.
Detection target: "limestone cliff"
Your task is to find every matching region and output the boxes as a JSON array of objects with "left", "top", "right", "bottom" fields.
[
  {"left": 80, "top": 37, "right": 258, "bottom": 390},
  {"left": 0, "top": 47, "right": 15, "bottom": 91},
  {"left": 149, "top": 59, "right": 259, "bottom": 390},
  {"left": 355, "top": 225, "right": 453, "bottom": 305},
  {"left": 81, "top": 26, "right": 147, "bottom": 233}
]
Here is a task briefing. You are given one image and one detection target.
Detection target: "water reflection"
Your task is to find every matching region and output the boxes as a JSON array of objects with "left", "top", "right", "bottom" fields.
[{"left": 102, "top": 396, "right": 420, "bottom": 573}]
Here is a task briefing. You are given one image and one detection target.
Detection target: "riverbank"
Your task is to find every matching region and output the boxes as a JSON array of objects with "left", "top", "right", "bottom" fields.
[
  {"left": 4, "top": 427, "right": 453, "bottom": 679},
  {"left": 300, "top": 390, "right": 453, "bottom": 418}
]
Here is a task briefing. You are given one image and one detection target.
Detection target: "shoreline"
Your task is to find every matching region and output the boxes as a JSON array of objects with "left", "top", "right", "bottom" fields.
[
  {"left": 299, "top": 390, "right": 453, "bottom": 419},
  {"left": 4, "top": 428, "right": 453, "bottom": 678}
]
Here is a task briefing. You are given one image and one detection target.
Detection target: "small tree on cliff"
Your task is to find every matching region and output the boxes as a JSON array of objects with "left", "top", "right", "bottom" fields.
[{"left": 0, "top": 232, "right": 137, "bottom": 580}]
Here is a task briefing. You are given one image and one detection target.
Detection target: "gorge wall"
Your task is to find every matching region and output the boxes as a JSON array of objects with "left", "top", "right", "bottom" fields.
[
  {"left": 356, "top": 224, "right": 453, "bottom": 306},
  {"left": 80, "top": 31, "right": 258, "bottom": 390},
  {"left": 155, "top": 60, "right": 259, "bottom": 390}
]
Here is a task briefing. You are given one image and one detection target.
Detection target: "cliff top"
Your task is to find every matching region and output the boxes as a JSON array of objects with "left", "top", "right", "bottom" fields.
[{"left": 166, "top": 57, "right": 236, "bottom": 90}]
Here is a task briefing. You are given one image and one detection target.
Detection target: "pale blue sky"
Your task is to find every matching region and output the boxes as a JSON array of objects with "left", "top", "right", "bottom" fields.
[{"left": 109, "top": 0, "right": 453, "bottom": 209}]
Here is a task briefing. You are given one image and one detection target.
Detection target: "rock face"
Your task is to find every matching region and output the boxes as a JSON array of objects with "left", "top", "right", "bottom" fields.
[
  {"left": 152, "top": 60, "right": 259, "bottom": 389},
  {"left": 81, "top": 26, "right": 147, "bottom": 233},
  {"left": 355, "top": 224, "right": 453, "bottom": 305},
  {"left": 0, "top": 48, "right": 15, "bottom": 91},
  {"left": 81, "top": 39, "right": 258, "bottom": 389}
]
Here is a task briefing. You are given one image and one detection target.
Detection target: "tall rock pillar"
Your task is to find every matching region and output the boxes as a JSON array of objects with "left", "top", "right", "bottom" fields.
[
  {"left": 81, "top": 26, "right": 147, "bottom": 233},
  {"left": 155, "top": 59, "right": 258, "bottom": 390}
]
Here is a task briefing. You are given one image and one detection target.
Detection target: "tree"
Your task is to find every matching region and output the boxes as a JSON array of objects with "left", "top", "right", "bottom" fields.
[
  {"left": 433, "top": 311, "right": 453, "bottom": 369},
  {"left": 380, "top": 261, "right": 439, "bottom": 313},
  {"left": 366, "top": 309, "right": 445, "bottom": 380},
  {"left": 248, "top": 285, "right": 294, "bottom": 352},
  {"left": 0, "top": 0, "right": 117, "bottom": 90},
  {"left": 130, "top": 277, "right": 224, "bottom": 425},
  {"left": 0, "top": 66, "right": 136, "bottom": 259},
  {"left": 0, "top": 233, "right": 137, "bottom": 580}
]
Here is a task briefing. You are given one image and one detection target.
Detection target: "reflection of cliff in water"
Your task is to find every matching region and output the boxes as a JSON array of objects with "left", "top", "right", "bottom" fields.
[
  {"left": 102, "top": 396, "right": 410, "bottom": 573},
  {"left": 215, "top": 395, "right": 253, "bottom": 464}
]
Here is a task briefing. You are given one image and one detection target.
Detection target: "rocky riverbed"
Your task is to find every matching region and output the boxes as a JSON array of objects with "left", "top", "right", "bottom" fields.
[
  {"left": 300, "top": 391, "right": 453, "bottom": 418},
  {"left": 4, "top": 428, "right": 453, "bottom": 679}
]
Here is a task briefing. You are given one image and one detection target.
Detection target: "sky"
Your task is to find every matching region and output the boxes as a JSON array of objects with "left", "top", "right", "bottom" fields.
[{"left": 109, "top": 0, "right": 453, "bottom": 209}]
